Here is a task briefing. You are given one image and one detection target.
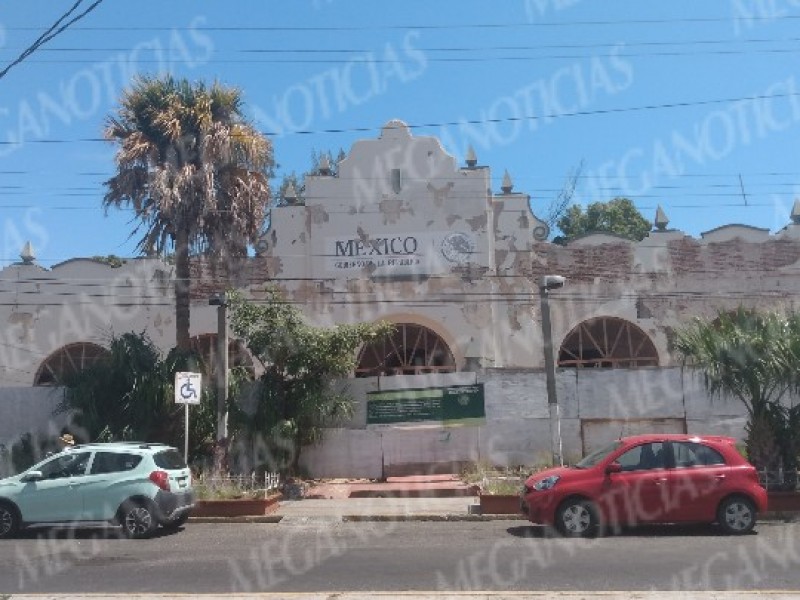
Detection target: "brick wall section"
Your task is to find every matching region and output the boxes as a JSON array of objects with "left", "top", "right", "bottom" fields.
[
  {"left": 189, "top": 257, "right": 281, "bottom": 301},
  {"left": 532, "top": 241, "right": 635, "bottom": 286},
  {"left": 668, "top": 237, "right": 800, "bottom": 277}
]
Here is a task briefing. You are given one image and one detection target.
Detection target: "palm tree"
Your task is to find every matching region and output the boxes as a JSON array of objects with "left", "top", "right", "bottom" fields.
[
  {"left": 675, "top": 308, "right": 793, "bottom": 471},
  {"left": 57, "top": 332, "right": 218, "bottom": 461},
  {"left": 103, "top": 75, "right": 273, "bottom": 350}
]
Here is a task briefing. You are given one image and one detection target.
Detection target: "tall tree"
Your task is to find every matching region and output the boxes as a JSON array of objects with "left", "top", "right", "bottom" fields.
[
  {"left": 555, "top": 197, "right": 651, "bottom": 244},
  {"left": 103, "top": 76, "right": 273, "bottom": 350},
  {"left": 230, "top": 289, "right": 393, "bottom": 475}
]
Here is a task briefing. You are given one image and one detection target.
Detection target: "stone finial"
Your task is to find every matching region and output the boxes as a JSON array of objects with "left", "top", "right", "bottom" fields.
[
  {"left": 465, "top": 145, "right": 477, "bottom": 168},
  {"left": 318, "top": 154, "right": 331, "bottom": 175},
  {"left": 501, "top": 170, "right": 513, "bottom": 194},
  {"left": 654, "top": 205, "right": 669, "bottom": 231},
  {"left": 20, "top": 241, "right": 35, "bottom": 264},
  {"left": 791, "top": 198, "right": 800, "bottom": 224},
  {"left": 283, "top": 182, "right": 298, "bottom": 205}
]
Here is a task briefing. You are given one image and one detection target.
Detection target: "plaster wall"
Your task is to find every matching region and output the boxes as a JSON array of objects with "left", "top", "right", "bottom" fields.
[
  {"left": 0, "top": 366, "right": 762, "bottom": 478},
  {"left": 0, "top": 258, "right": 224, "bottom": 387},
  {"left": 0, "top": 386, "right": 68, "bottom": 477},
  {"left": 296, "top": 367, "right": 751, "bottom": 478}
]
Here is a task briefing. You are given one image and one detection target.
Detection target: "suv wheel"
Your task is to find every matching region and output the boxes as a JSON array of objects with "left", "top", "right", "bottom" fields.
[
  {"left": 119, "top": 500, "right": 158, "bottom": 539},
  {"left": 0, "top": 502, "right": 20, "bottom": 539},
  {"left": 717, "top": 496, "right": 756, "bottom": 535}
]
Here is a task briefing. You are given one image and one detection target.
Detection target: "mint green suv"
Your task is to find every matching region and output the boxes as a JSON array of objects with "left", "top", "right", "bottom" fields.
[{"left": 0, "top": 442, "right": 194, "bottom": 539}]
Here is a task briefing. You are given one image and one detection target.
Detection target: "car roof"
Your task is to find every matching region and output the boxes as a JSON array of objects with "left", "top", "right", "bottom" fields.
[
  {"left": 64, "top": 441, "right": 174, "bottom": 453},
  {"left": 619, "top": 433, "right": 737, "bottom": 446}
]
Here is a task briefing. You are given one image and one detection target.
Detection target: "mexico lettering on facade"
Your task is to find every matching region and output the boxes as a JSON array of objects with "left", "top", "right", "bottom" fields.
[{"left": 328, "top": 231, "right": 476, "bottom": 273}]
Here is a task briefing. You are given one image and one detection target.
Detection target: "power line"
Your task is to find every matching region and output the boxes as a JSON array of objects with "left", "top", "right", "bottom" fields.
[
  {"left": 2, "top": 88, "right": 799, "bottom": 143},
  {"left": 5, "top": 15, "right": 800, "bottom": 31},
  {"left": 0, "top": 0, "right": 106, "bottom": 81},
  {"left": 6, "top": 36, "right": 800, "bottom": 54},
  {"left": 15, "top": 48, "right": 800, "bottom": 64}
]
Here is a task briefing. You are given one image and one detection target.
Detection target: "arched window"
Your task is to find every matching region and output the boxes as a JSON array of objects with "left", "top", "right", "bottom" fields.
[
  {"left": 189, "top": 334, "right": 255, "bottom": 378},
  {"left": 558, "top": 317, "right": 658, "bottom": 368},
  {"left": 356, "top": 323, "right": 456, "bottom": 377},
  {"left": 34, "top": 342, "right": 110, "bottom": 386}
]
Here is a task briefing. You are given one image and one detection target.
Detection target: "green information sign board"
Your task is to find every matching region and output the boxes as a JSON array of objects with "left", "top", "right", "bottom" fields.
[{"left": 366, "top": 384, "right": 485, "bottom": 426}]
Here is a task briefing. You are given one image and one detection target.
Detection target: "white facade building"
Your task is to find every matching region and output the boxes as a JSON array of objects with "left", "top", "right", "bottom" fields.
[{"left": 4, "top": 120, "right": 800, "bottom": 476}]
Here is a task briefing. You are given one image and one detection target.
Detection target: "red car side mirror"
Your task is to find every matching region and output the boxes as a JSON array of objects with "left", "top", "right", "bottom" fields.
[{"left": 605, "top": 462, "right": 622, "bottom": 475}]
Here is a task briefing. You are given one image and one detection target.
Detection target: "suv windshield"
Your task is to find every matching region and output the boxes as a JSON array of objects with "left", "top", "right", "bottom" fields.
[
  {"left": 153, "top": 449, "right": 186, "bottom": 470},
  {"left": 575, "top": 440, "right": 624, "bottom": 469}
]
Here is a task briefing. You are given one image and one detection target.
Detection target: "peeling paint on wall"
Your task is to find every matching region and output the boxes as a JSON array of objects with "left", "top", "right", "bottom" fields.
[
  {"left": 466, "top": 214, "right": 487, "bottom": 232},
  {"left": 426, "top": 181, "right": 454, "bottom": 207},
  {"left": 8, "top": 312, "right": 35, "bottom": 342},
  {"left": 307, "top": 204, "right": 330, "bottom": 226},
  {"left": 445, "top": 214, "right": 462, "bottom": 227},
  {"left": 378, "top": 196, "right": 412, "bottom": 225},
  {"left": 462, "top": 302, "right": 492, "bottom": 328}
]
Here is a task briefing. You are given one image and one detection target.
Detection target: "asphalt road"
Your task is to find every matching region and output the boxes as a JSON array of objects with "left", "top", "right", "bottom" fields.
[{"left": 2, "top": 520, "right": 800, "bottom": 594}]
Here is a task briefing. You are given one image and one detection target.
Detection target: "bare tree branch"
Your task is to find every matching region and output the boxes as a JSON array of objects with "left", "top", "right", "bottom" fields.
[
  {"left": 545, "top": 159, "right": 584, "bottom": 230},
  {"left": 0, "top": 0, "right": 105, "bottom": 81}
]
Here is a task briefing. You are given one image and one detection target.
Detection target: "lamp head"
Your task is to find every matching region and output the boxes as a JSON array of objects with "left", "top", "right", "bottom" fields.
[
  {"left": 540, "top": 275, "right": 566, "bottom": 290},
  {"left": 209, "top": 292, "right": 227, "bottom": 306}
]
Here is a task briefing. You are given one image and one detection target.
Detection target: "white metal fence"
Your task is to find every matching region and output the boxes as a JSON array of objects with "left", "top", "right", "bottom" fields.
[
  {"left": 195, "top": 471, "right": 281, "bottom": 498},
  {"left": 759, "top": 468, "right": 799, "bottom": 492}
]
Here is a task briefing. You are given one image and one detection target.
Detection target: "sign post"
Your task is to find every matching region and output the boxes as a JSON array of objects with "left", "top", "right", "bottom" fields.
[{"left": 175, "top": 372, "right": 202, "bottom": 463}]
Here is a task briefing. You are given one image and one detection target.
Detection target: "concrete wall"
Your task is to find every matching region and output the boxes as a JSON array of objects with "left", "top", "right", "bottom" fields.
[
  {"left": 0, "top": 366, "right": 759, "bottom": 478},
  {"left": 299, "top": 367, "right": 752, "bottom": 478},
  {"left": 0, "top": 386, "right": 70, "bottom": 477}
]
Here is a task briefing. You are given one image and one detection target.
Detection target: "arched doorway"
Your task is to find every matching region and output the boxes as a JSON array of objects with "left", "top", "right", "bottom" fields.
[
  {"left": 558, "top": 317, "right": 658, "bottom": 368},
  {"left": 356, "top": 323, "right": 456, "bottom": 377},
  {"left": 34, "top": 342, "right": 110, "bottom": 386}
]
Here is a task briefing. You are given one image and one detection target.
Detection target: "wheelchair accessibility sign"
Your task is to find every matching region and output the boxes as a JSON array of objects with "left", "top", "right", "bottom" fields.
[{"left": 175, "top": 372, "right": 202, "bottom": 405}]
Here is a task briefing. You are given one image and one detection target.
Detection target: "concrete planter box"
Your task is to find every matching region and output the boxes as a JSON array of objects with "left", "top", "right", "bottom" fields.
[
  {"left": 191, "top": 493, "right": 281, "bottom": 517},
  {"left": 767, "top": 491, "right": 800, "bottom": 514},
  {"left": 479, "top": 493, "right": 521, "bottom": 515}
]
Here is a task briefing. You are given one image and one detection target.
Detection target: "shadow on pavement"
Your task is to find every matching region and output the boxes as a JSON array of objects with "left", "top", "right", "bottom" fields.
[
  {"left": 16, "top": 524, "right": 185, "bottom": 541},
  {"left": 506, "top": 523, "right": 755, "bottom": 539}
]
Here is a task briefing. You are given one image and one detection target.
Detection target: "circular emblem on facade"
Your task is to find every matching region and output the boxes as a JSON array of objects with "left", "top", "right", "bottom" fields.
[{"left": 441, "top": 232, "right": 475, "bottom": 264}]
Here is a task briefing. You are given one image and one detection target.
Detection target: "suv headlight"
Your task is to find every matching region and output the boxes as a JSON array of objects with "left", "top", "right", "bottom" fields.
[{"left": 533, "top": 475, "right": 560, "bottom": 491}]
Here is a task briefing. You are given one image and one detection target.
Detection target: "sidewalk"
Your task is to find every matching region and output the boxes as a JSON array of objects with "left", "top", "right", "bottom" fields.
[
  {"left": 279, "top": 473, "right": 485, "bottom": 521},
  {"left": 8, "top": 592, "right": 800, "bottom": 599},
  {"left": 190, "top": 473, "right": 800, "bottom": 523}
]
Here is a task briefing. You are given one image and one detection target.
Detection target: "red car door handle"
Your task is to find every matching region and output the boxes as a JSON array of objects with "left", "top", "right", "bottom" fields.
[
  {"left": 715, "top": 474, "right": 726, "bottom": 480},
  {"left": 654, "top": 478, "right": 668, "bottom": 485}
]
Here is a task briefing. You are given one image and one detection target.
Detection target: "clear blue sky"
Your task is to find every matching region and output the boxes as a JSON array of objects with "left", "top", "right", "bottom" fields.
[{"left": 2, "top": 0, "right": 799, "bottom": 267}]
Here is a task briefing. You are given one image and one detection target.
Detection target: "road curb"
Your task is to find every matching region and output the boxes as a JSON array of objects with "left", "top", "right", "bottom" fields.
[{"left": 188, "top": 512, "right": 800, "bottom": 524}]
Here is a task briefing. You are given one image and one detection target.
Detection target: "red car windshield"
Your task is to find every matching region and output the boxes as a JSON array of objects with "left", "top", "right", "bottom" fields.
[{"left": 575, "top": 440, "right": 624, "bottom": 468}]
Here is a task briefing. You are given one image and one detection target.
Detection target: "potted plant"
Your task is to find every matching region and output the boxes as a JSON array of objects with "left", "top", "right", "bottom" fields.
[
  {"left": 478, "top": 476, "right": 524, "bottom": 515},
  {"left": 191, "top": 474, "right": 281, "bottom": 518}
]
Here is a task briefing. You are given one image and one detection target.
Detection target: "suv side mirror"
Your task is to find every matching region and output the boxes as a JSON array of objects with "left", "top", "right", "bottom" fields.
[
  {"left": 605, "top": 463, "right": 622, "bottom": 475},
  {"left": 21, "top": 470, "right": 43, "bottom": 483}
]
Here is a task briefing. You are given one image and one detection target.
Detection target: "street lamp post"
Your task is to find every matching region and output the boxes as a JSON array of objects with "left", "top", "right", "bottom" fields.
[
  {"left": 209, "top": 292, "right": 229, "bottom": 473},
  {"left": 539, "top": 274, "right": 565, "bottom": 467}
]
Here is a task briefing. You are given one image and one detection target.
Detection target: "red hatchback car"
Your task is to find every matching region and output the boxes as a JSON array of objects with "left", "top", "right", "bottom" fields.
[{"left": 520, "top": 434, "right": 767, "bottom": 537}]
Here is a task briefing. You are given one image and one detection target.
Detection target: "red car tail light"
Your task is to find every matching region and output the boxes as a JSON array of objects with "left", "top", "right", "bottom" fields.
[{"left": 149, "top": 470, "right": 170, "bottom": 491}]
